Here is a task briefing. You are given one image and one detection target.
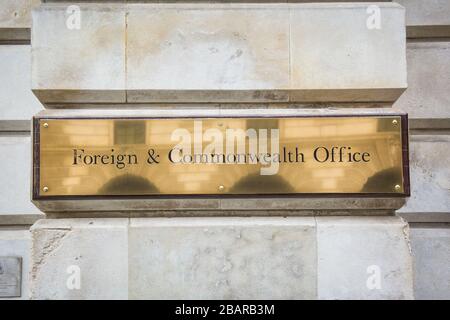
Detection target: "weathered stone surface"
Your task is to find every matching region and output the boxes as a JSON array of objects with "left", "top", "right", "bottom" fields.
[
  {"left": 29, "top": 217, "right": 416, "bottom": 299},
  {"left": 0, "top": 229, "right": 31, "bottom": 300},
  {"left": 409, "top": 224, "right": 450, "bottom": 300},
  {"left": 0, "top": 0, "right": 39, "bottom": 41},
  {"left": 317, "top": 217, "right": 414, "bottom": 299},
  {"left": 32, "top": 3, "right": 407, "bottom": 104},
  {"left": 31, "top": 4, "right": 126, "bottom": 103},
  {"left": 0, "top": 136, "right": 43, "bottom": 218},
  {"left": 126, "top": 4, "right": 290, "bottom": 103},
  {"left": 0, "top": 0, "right": 39, "bottom": 28},
  {"left": 0, "top": 45, "right": 42, "bottom": 126},
  {"left": 127, "top": 3, "right": 406, "bottom": 103},
  {"left": 30, "top": 219, "right": 128, "bottom": 300},
  {"left": 289, "top": 3, "right": 406, "bottom": 102},
  {"left": 394, "top": 42, "right": 450, "bottom": 127},
  {"left": 129, "top": 217, "right": 317, "bottom": 299},
  {"left": 396, "top": 0, "right": 450, "bottom": 38},
  {"left": 397, "top": 135, "right": 450, "bottom": 222}
]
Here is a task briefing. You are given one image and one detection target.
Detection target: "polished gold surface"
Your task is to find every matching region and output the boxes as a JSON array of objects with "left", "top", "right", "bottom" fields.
[{"left": 36, "top": 116, "right": 405, "bottom": 197}]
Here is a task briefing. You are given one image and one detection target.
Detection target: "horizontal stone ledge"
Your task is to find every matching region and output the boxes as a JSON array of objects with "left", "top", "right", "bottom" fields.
[
  {"left": 0, "top": 213, "right": 44, "bottom": 225},
  {"left": 33, "top": 106, "right": 407, "bottom": 118},
  {"left": 45, "top": 209, "right": 396, "bottom": 219},
  {"left": 406, "top": 26, "right": 450, "bottom": 39},
  {"left": 33, "top": 89, "right": 406, "bottom": 105},
  {"left": 397, "top": 212, "right": 450, "bottom": 223},
  {"left": 409, "top": 119, "right": 450, "bottom": 130},
  {"left": 396, "top": 0, "right": 450, "bottom": 38},
  {"left": 0, "top": 28, "right": 30, "bottom": 43},
  {"left": 0, "top": 120, "right": 32, "bottom": 132},
  {"left": 32, "top": 3, "right": 407, "bottom": 104},
  {"left": 34, "top": 198, "right": 406, "bottom": 215}
]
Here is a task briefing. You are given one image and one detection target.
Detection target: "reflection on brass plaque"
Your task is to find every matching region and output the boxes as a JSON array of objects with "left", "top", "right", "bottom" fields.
[
  {"left": 33, "top": 116, "right": 408, "bottom": 197},
  {"left": 0, "top": 257, "right": 22, "bottom": 298}
]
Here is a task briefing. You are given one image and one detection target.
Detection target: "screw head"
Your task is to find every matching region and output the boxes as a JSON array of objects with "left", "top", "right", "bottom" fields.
[
  {"left": 394, "top": 184, "right": 401, "bottom": 191},
  {"left": 43, "top": 122, "right": 49, "bottom": 128},
  {"left": 392, "top": 119, "right": 398, "bottom": 125},
  {"left": 218, "top": 185, "right": 225, "bottom": 191},
  {"left": 43, "top": 186, "right": 49, "bottom": 192}
]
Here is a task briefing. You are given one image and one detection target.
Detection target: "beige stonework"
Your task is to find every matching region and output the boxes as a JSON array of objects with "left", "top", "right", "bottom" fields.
[
  {"left": 0, "top": 45, "right": 42, "bottom": 127},
  {"left": 29, "top": 217, "right": 414, "bottom": 300},
  {"left": 0, "top": 0, "right": 39, "bottom": 41},
  {"left": 1, "top": 0, "right": 448, "bottom": 301},
  {"left": 396, "top": 0, "right": 450, "bottom": 38},
  {"left": 31, "top": 3, "right": 407, "bottom": 105},
  {"left": 31, "top": 4, "right": 127, "bottom": 103},
  {"left": 394, "top": 41, "right": 450, "bottom": 128},
  {"left": 30, "top": 219, "right": 128, "bottom": 299},
  {"left": 397, "top": 135, "right": 450, "bottom": 223},
  {"left": 317, "top": 217, "right": 414, "bottom": 299},
  {"left": 409, "top": 224, "right": 450, "bottom": 300},
  {"left": 0, "top": 136, "right": 43, "bottom": 218}
]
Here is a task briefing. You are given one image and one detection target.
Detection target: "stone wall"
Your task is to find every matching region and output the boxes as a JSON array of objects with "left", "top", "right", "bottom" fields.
[
  {"left": 29, "top": 217, "right": 413, "bottom": 299},
  {"left": 0, "top": 0, "right": 448, "bottom": 300},
  {"left": 0, "top": 0, "right": 43, "bottom": 300}
]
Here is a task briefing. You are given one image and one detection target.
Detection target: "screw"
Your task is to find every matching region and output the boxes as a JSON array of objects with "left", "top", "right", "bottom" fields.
[
  {"left": 392, "top": 119, "right": 398, "bottom": 125},
  {"left": 394, "top": 184, "right": 401, "bottom": 191},
  {"left": 43, "top": 186, "right": 49, "bottom": 192},
  {"left": 218, "top": 185, "right": 225, "bottom": 191},
  {"left": 43, "top": 122, "right": 49, "bottom": 128}
]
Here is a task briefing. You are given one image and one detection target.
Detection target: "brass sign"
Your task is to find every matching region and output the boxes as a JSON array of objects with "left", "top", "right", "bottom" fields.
[{"left": 33, "top": 115, "right": 409, "bottom": 198}]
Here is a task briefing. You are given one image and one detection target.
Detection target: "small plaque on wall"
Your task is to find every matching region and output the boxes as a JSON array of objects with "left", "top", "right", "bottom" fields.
[
  {"left": 0, "top": 257, "right": 22, "bottom": 298},
  {"left": 32, "top": 114, "right": 409, "bottom": 200}
]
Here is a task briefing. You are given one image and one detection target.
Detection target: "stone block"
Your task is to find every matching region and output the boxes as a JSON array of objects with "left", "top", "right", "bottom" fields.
[
  {"left": 397, "top": 135, "right": 450, "bottom": 222},
  {"left": 0, "top": 45, "right": 42, "bottom": 128},
  {"left": 394, "top": 42, "right": 450, "bottom": 128},
  {"left": 396, "top": 0, "right": 450, "bottom": 38},
  {"left": 0, "top": 0, "right": 40, "bottom": 42},
  {"left": 29, "top": 219, "right": 128, "bottom": 299},
  {"left": 317, "top": 217, "right": 414, "bottom": 299},
  {"left": 0, "top": 229, "right": 31, "bottom": 300},
  {"left": 32, "top": 3, "right": 407, "bottom": 104},
  {"left": 289, "top": 3, "right": 406, "bottom": 102},
  {"left": 0, "top": 0, "right": 38, "bottom": 28},
  {"left": 128, "top": 217, "right": 317, "bottom": 299},
  {"left": 409, "top": 224, "right": 450, "bottom": 300},
  {"left": 31, "top": 4, "right": 127, "bottom": 103},
  {"left": 0, "top": 136, "right": 43, "bottom": 218},
  {"left": 28, "top": 216, "right": 416, "bottom": 299},
  {"left": 126, "top": 3, "right": 291, "bottom": 103}
]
